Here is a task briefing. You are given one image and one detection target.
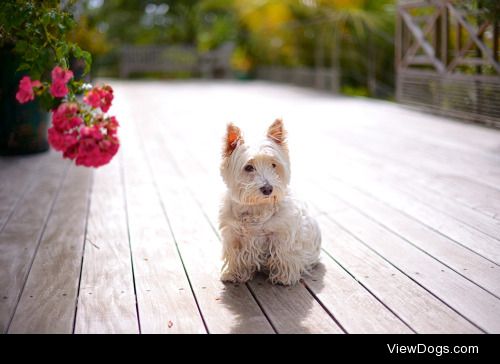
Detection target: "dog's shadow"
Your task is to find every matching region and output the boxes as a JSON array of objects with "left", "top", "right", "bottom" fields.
[{"left": 220, "top": 262, "right": 327, "bottom": 334}]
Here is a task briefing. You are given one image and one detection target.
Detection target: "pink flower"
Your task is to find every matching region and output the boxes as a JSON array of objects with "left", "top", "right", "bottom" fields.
[
  {"left": 100, "top": 85, "right": 114, "bottom": 112},
  {"left": 50, "top": 81, "right": 69, "bottom": 98},
  {"left": 104, "top": 116, "right": 119, "bottom": 136},
  {"left": 48, "top": 128, "right": 78, "bottom": 152},
  {"left": 83, "top": 85, "right": 114, "bottom": 112},
  {"left": 80, "top": 125, "right": 103, "bottom": 141},
  {"left": 83, "top": 88, "right": 101, "bottom": 109},
  {"left": 49, "top": 102, "right": 83, "bottom": 157},
  {"left": 52, "top": 103, "right": 82, "bottom": 132},
  {"left": 48, "top": 101, "right": 120, "bottom": 168},
  {"left": 51, "top": 66, "right": 73, "bottom": 83},
  {"left": 50, "top": 66, "right": 73, "bottom": 98},
  {"left": 15, "top": 76, "right": 41, "bottom": 104},
  {"left": 63, "top": 143, "right": 79, "bottom": 160},
  {"left": 75, "top": 133, "right": 119, "bottom": 168},
  {"left": 75, "top": 120, "right": 119, "bottom": 167}
]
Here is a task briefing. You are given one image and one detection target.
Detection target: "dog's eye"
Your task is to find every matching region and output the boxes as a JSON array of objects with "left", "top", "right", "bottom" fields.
[
  {"left": 272, "top": 163, "right": 276, "bottom": 168},
  {"left": 244, "top": 165, "right": 255, "bottom": 172}
]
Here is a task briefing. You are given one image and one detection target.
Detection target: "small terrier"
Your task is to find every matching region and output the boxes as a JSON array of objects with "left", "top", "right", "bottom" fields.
[{"left": 219, "top": 119, "right": 321, "bottom": 285}]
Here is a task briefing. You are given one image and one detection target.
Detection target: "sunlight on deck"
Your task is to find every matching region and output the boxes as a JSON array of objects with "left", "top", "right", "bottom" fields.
[{"left": 1, "top": 81, "right": 500, "bottom": 333}]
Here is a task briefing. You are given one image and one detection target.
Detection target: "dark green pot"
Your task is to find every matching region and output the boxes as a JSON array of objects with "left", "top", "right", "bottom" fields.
[{"left": 0, "top": 47, "right": 49, "bottom": 155}]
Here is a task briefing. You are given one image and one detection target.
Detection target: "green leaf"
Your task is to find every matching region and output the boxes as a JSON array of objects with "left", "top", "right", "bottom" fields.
[
  {"left": 39, "top": 92, "right": 60, "bottom": 111},
  {"left": 72, "top": 45, "right": 92, "bottom": 76},
  {"left": 14, "top": 40, "right": 28, "bottom": 54},
  {"left": 81, "top": 51, "right": 92, "bottom": 76},
  {"left": 16, "top": 63, "right": 31, "bottom": 73}
]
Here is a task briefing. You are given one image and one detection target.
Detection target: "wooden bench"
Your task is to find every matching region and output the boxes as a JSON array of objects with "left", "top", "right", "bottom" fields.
[{"left": 120, "top": 43, "right": 234, "bottom": 79}]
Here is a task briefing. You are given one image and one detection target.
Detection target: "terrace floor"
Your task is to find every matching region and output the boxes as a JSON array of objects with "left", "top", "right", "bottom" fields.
[{"left": 1, "top": 80, "right": 500, "bottom": 334}]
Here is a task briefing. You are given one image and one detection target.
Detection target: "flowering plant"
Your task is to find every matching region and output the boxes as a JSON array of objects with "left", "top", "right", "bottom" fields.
[
  {"left": 16, "top": 67, "right": 119, "bottom": 167},
  {"left": 0, "top": 0, "right": 119, "bottom": 167}
]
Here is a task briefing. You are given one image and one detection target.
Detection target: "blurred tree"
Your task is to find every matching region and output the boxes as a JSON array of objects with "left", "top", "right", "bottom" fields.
[
  {"left": 68, "top": 15, "right": 110, "bottom": 56},
  {"left": 81, "top": 0, "right": 397, "bottom": 97}
]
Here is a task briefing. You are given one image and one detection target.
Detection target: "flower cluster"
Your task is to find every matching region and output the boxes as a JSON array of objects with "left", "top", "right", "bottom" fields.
[
  {"left": 15, "top": 76, "right": 41, "bottom": 103},
  {"left": 83, "top": 85, "right": 113, "bottom": 113},
  {"left": 16, "top": 66, "right": 119, "bottom": 168},
  {"left": 50, "top": 66, "right": 73, "bottom": 98}
]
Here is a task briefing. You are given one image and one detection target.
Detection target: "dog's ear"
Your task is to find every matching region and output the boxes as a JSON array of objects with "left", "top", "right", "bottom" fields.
[
  {"left": 223, "top": 123, "right": 243, "bottom": 157},
  {"left": 267, "top": 118, "right": 287, "bottom": 145}
]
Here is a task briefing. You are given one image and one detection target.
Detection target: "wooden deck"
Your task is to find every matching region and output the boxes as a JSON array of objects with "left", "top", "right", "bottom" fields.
[{"left": 1, "top": 80, "right": 500, "bottom": 334}]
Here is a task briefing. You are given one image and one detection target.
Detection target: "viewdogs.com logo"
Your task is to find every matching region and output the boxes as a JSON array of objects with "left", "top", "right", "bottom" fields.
[{"left": 387, "top": 343, "right": 479, "bottom": 357}]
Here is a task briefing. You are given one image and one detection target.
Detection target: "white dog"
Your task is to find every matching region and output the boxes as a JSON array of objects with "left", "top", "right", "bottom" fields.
[{"left": 219, "top": 119, "right": 321, "bottom": 285}]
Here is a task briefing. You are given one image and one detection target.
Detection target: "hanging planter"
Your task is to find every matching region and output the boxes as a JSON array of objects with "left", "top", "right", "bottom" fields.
[{"left": 0, "top": 46, "right": 49, "bottom": 155}]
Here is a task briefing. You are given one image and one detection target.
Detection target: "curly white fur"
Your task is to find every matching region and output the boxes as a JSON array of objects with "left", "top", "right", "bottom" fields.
[{"left": 219, "top": 119, "right": 321, "bottom": 285}]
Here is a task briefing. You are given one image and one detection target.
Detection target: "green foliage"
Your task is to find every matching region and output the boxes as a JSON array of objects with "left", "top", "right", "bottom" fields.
[
  {"left": 341, "top": 85, "right": 370, "bottom": 97},
  {"left": 0, "top": 0, "right": 92, "bottom": 80},
  {"left": 83, "top": 0, "right": 397, "bottom": 97},
  {"left": 456, "top": 0, "right": 500, "bottom": 22}
]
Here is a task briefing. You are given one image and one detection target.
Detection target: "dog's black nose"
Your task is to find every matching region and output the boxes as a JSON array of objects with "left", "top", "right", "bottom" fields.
[{"left": 260, "top": 184, "right": 273, "bottom": 196}]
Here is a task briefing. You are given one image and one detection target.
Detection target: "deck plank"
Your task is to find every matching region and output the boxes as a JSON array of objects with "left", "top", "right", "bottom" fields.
[
  {"left": 74, "top": 158, "right": 138, "bottom": 334},
  {"left": 315, "top": 154, "right": 500, "bottom": 265},
  {"left": 311, "top": 130, "right": 500, "bottom": 237},
  {"left": 249, "top": 274, "right": 345, "bottom": 334},
  {"left": 310, "top": 176, "right": 500, "bottom": 298},
  {"left": 118, "top": 97, "right": 207, "bottom": 334},
  {"left": 330, "top": 99, "right": 500, "bottom": 161},
  {"left": 320, "top": 197, "right": 500, "bottom": 333},
  {"left": 8, "top": 165, "right": 92, "bottom": 333},
  {"left": 302, "top": 253, "right": 414, "bottom": 334},
  {"left": 0, "top": 155, "right": 45, "bottom": 231},
  {"left": 315, "top": 212, "right": 482, "bottom": 333},
  {"left": 0, "top": 152, "right": 67, "bottom": 333},
  {"left": 319, "top": 120, "right": 500, "bottom": 192}
]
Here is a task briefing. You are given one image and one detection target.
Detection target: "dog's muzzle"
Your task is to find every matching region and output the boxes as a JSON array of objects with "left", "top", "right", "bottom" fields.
[{"left": 260, "top": 183, "right": 273, "bottom": 196}]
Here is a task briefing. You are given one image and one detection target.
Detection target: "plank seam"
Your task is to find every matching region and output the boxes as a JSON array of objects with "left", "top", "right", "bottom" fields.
[
  {"left": 325, "top": 127, "right": 500, "bottom": 194},
  {"left": 136, "top": 116, "right": 209, "bottom": 334},
  {"left": 119, "top": 152, "right": 142, "bottom": 334},
  {"left": 301, "top": 281, "right": 348, "bottom": 334},
  {"left": 323, "top": 214, "right": 487, "bottom": 333},
  {"left": 326, "top": 132, "right": 500, "bottom": 224},
  {"left": 320, "top": 182, "right": 500, "bottom": 300},
  {"left": 72, "top": 170, "right": 94, "bottom": 334},
  {"left": 327, "top": 172, "right": 500, "bottom": 268},
  {"left": 6, "top": 162, "right": 70, "bottom": 334},
  {"left": 308, "top": 248, "right": 416, "bottom": 334},
  {"left": 328, "top": 146, "right": 500, "bottom": 243},
  {"left": 244, "top": 283, "right": 279, "bottom": 334}
]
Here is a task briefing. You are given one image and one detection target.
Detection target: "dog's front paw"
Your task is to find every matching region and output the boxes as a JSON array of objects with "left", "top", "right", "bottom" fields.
[
  {"left": 268, "top": 274, "right": 301, "bottom": 286},
  {"left": 268, "top": 263, "right": 303, "bottom": 286},
  {"left": 221, "top": 270, "right": 253, "bottom": 283}
]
